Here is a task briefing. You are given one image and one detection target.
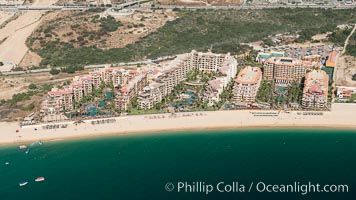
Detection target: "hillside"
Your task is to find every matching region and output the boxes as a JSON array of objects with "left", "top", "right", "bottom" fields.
[{"left": 28, "top": 8, "right": 356, "bottom": 67}]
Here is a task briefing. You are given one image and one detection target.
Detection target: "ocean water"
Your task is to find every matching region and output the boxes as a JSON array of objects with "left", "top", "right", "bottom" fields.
[{"left": 0, "top": 129, "right": 356, "bottom": 200}]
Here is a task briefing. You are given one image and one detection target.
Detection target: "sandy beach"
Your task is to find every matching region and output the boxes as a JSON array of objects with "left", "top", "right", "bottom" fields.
[{"left": 0, "top": 103, "right": 355, "bottom": 145}]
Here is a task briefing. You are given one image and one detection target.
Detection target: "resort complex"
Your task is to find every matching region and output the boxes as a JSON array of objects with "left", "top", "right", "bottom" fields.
[
  {"left": 263, "top": 57, "right": 306, "bottom": 86},
  {"left": 232, "top": 66, "right": 262, "bottom": 102},
  {"left": 302, "top": 70, "right": 329, "bottom": 109},
  {"left": 36, "top": 45, "right": 341, "bottom": 121}
]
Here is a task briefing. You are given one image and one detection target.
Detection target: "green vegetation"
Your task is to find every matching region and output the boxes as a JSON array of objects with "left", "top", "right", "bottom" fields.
[
  {"left": 352, "top": 74, "right": 356, "bottom": 81},
  {"left": 28, "top": 83, "right": 37, "bottom": 90},
  {"left": 352, "top": 94, "right": 356, "bottom": 102},
  {"left": 99, "top": 16, "right": 123, "bottom": 33},
  {"left": 61, "top": 66, "right": 84, "bottom": 74},
  {"left": 286, "top": 81, "right": 303, "bottom": 103},
  {"left": 49, "top": 68, "right": 60, "bottom": 75},
  {"left": 328, "top": 28, "right": 352, "bottom": 46},
  {"left": 0, "top": 61, "right": 3, "bottom": 66},
  {"left": 256, "top": 80, "right": 274, "bottom": 103},
  {"left": 31, "top": 8, "right": 356, "bottom": 67},
  {"left": 346, "top": 31, "right": 356, "bottom": 56}
]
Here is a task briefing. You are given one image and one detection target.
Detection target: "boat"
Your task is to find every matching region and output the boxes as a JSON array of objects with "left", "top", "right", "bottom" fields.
[
  {"left": 19, "top": 181, "right": 28, "bottom": 187},
  {"left": 5, "top": 162, "right": 10, "bottom": 165},
  {"left": 25, "top": 148, "right": 30, "bottom": 154},
  {"left": 19, "top": 145, "right": 27, "bottom": 150},
  {"left": 35, "top": 177, "right": 45, "bottom": 182},
  {"left": 38, "top": 140, "right": 43, "bottom": 145}
]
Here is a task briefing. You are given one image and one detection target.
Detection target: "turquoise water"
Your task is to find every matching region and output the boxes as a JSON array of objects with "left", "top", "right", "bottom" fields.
[{"left": 1, "top": 129, "right": 356, "bottom": 200}]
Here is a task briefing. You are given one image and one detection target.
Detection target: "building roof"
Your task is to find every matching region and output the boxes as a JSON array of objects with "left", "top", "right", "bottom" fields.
[
  {"left": 325, "top": 51, "right": 338, "bottom": 67},
  {"left": 265, "top": 57, "right": 301, "bottom": 66},
  {"left": 235, "top": 66, "right": 262, "bottom": 84}
]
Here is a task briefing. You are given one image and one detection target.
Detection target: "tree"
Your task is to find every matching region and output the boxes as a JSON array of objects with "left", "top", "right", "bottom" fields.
[
  {"left": 352, "top": 74, "right": 356, "bottom": 81},
  {"left": 28, "top": 83, "right": 37, "bottom": 90},
  {"left": 50, "top": 68, "right": 60, "bottom": 75}
]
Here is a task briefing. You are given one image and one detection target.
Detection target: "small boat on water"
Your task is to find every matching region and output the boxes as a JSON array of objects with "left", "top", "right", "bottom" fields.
[
  {"left": 35, "top": 177, "right": 45, "bottom": 182},
  {"left": 5, "top": 162, "right": 10, "bottom": 165},
  {"left": 38, "top": 140, "right": 43, "bottom": 145},
  {"left": 19, "top": 181, "right": 28, "bottom": 187},
  {"left": 25, "top": 148, "right": 30, "bottom": 154},
  {"left": 19, "top": 145, "right": 27, "bottom": 150}
]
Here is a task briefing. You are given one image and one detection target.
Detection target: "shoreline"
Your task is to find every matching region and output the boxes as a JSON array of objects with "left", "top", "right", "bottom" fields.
[
  {"left": 1, "top": 103, "right": 356, "bottom": 146},
  {"left": 1, "top": 124, "right": 356, "bottom": 148}
]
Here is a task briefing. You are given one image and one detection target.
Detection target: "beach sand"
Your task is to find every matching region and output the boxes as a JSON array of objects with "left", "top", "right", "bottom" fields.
[{"left": 1, "top": 103, "right": 356, "bottom": 145}]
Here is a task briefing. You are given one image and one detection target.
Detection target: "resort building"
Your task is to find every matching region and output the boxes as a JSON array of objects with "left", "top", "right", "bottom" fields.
[
  {"left": 302, "top": 70, "right": 329, "bottom": 109},
  {"left": 336, "top": 86, "right": 356, "bottom": 102},
  {"left": 191, "top": 50, "right": 230, "bottom": 72},
  {"left": 112, "top": 68, "right": 128, "bottom": 87},
  {"left": 101, "top": 67, "right": 114, "bottom": 84},
  {"left": 137, "top": 51, "right": 238, "bottom": 109},
  {"left": 71, "top": 81, "right": 84, "bottom": 103},
  {"left": 233, "top": 66, "right": 262, "bottom": 102},
  {"left": 114, "top": 72, "right": 148, "bottom": 111},
  {"left": 263, "top": 57, "right": 306, "bottom": 86},
  {"left": 90, "top": 70, "right": 102, "bottom": 89},
  {"left": 40, "top": 87, "right": 74, "bottom": 115},
  {"left": 81, "top": 76, "right": 93, "bottom": 95},
  {"left": 203, "top": 77, "right": 228, "bottom": 106},
  {"left": 137, "top": 83, "right": 163, "bottom": 110}
]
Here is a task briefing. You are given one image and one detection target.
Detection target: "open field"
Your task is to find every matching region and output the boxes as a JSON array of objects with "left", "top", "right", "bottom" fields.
[
  {"left": 335, "top": 55, "right": 356, "bottom": 87},
  {"left": 24, "top": 9, "right": 176, "bottom": 67},
  {"left": 0, "top": 11, "right": 17, "bottom": 27},
  {"left": 0, "top": 0, "right": 58, "bottom": 65},
  {"left": 28, "top": 8, "right": 356, "bottom": 67}
]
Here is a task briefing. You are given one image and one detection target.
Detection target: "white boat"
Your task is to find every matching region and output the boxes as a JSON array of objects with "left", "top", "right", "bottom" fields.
[
  {"left": 19, "top": 145, "right": 27, "bottom": 150},
  {"left": 19, "top": 181, "right": 28, "bottom": 187},
  {"left": 35, "top": 177, "right": 45, "bottom": 182}
]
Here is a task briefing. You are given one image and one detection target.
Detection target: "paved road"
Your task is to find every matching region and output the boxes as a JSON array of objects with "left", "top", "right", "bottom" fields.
[
  {"left": 150, "top": 4, "right": 356, "bottom": 10},
  {"left": 0, "top": 60, "right": 155, "bottom": 75},
  {"left": 0, "top": 3, "right": 355, "bottom": 11},
  {"left": 0, "top": 0, "right": 145, "bottom": 11}
]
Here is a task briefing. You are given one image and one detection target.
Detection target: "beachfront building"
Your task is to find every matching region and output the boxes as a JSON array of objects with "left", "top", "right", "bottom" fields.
[
  {"left": 202, "top": 57, "right": 238, "bottom": 105},
  {"left": 137, "top": 83, "right": 163, "bottom": 110},
  {"left": 41, "top": 67, "right": 145, "bottom": 116},
  {"left": 137, "top": 51, "right": 238, "bottom": 109},
  {"left": 203, "top": 77, "right": 229, "bottom": 106},
  {"left": 302, "top": 70, "right": 329, "bottom": 109},
  {"left": 263, "top": 57, "right": 306, "bottom": 86},
  {"left": 114, "top": 72, "right": 147, "bottom": 111},
  {"left": 40, "top": 87, "right": 74, "bottom": 115},
  {"left": 233, "top": 66, "right": 262, "bottom": 102},
  {"left": 336, "top": 86, "right": 356, "bottom": 102}
]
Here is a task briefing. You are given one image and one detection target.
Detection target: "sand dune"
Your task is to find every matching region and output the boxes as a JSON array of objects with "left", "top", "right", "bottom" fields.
[{"left": 0, "top": 0, "right": 58, "bottom": 64}]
